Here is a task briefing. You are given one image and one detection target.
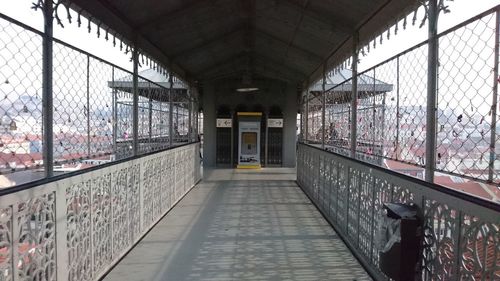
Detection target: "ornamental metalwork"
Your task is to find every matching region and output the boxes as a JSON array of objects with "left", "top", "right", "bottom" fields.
[{"left": 297, "top": 143, "right": 500, "bottom": 281}]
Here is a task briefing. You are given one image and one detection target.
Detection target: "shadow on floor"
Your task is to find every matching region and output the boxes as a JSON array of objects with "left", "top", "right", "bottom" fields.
[{"left": 104, "top": 168, "right": 371, "bottom": 281}]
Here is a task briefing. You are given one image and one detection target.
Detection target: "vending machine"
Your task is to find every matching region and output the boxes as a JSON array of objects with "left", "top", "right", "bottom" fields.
[{"left": 237, "top": 112, "right": 261, "bottom": 169}]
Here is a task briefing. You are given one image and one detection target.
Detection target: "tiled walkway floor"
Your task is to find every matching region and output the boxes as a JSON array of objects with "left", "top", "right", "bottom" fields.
[{"left": 104, "top": 168, "right": 371, "bottom": 281}]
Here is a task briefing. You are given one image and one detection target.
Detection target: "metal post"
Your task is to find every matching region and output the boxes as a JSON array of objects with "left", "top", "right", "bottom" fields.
[
  {"left": 299, "top": 100, "right": 303, "bottom": 142},
  {"left": 321, "top": 65, "right": 327, "bottom": 149},
  {"left": 396, "top": 56, "right": 400, "bottom": 160},
  {"left": 230, "top": 110, "right": 234, "bottom": 167},
  {"left": 425, "top": 0, "right": 439, "bottom": 182},
  {"left": 372, "top": 69, "right": 376, "bottom": 148},
  {"left": 489, "top": 9, "right": 499, "bottom": 182},
  {"left": 305, "top": 82, "right": 309, "bottom": 143},
  {"left": 188, "top": 88, "right": 192, "bottom": 142},
  {"left": 265, "top": 109, "right": 269, "bottom": 166},
  {"left": 42, "top": 0, "right": 54, "bottom": 177},
  {"left": 351, "top": 32, "right": 359, "bottom": 157},
  {"left": 132, "top": 46, "right": 139, "bottom": 156},
  {"left": 380, "top": 92, "right": 387, "bottom": 160},
  {"left": 86, "top": 55, "right": 91, "bottom": 158},
  {"left": 148, "top": 91, "right": 153, "bottom": 148},
  {"left": 169, "top": 73, "right": 174, "bottom": 147},
  {"left": 112, "top": 67, "right": 118, "bottom": 157}
]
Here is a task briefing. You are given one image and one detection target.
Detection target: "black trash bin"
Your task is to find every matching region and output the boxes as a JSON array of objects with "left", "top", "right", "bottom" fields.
[{"left": 378, "top": 202, "right": 423, "bottom": 281}]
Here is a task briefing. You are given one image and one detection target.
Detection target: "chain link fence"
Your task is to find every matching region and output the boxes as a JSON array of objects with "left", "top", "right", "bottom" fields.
[
  {"left": 0, "top": 12, "right": 196, "bottom": 188},
  {"left": 0, "top": 14, "right": 43, "bottom": 176},
  {"left": 301, "top": 6, "right": 500, "bottom": 190}
]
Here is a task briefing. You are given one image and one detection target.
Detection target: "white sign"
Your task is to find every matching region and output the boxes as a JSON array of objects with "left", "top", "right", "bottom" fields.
[
  {"left": 268, "top": 118, "right": 283, "bottom": 128},
  {"left": 216, "top": 118, "right": 232, "bottom": 128}
]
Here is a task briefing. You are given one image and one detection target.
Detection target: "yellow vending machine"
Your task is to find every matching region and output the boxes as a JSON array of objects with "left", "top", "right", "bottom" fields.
[{"left": 237, "top": 112, "right": 261, "bottom": 169}]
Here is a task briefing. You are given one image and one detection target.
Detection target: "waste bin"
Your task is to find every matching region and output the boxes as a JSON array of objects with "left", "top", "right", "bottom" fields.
[{"left": 378, "top": 202, "right": 423, "bottom": 281}]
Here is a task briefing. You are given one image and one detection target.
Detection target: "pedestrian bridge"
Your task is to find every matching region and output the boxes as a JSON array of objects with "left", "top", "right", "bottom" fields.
[
  {"left": 104, "top": 168, "right": 370, "bottom": 281},
  {"left": 0, "top": 0, "right": 499, "bottom": 280}
]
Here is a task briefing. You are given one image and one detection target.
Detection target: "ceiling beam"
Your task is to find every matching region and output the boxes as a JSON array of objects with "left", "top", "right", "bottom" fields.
[
  {"left": 194, "top": 52, "right": 247, "bottom": 76},
  {"left": 196, "top": 51, "right": 305, "bottom": 82},
  {"left": 255, "top": 27, "right": 323, "bottom": 62},
  {"left": 136, "top": 0, "right": 214, "bottom": 30},
  {"left": 284, "top": 0, "right": 309, "bottom": 65},
  {"left": 279, "top": 0, "right": 354, "bottom": 34},
  {"left": 253, "top": 49, "right": 309, "bottom": 77},
  {"left": 170, "top": 25, "right": 245, "bottom": 61},
  {"left": 253, "top": 54, "right": 307, "bottom": 79}
]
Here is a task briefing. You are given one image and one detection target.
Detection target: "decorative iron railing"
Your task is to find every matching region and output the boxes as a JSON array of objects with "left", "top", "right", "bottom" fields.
[
  {"left": 0, "top": 142, "right": 201, "bottom": 281},
  {"left": 297, "top": 143, "right": 500, "bottom": 281}
]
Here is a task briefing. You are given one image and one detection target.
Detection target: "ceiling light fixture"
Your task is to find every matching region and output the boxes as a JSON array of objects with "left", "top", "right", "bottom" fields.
[{"left": 236, "top": 72, "right": 259, "bottom": 93}]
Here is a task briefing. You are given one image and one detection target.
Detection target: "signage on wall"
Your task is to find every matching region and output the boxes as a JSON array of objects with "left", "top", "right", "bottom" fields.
[
  {"left": 216, "top": 118, "right": 232, "bottom": 128},
  {"left": 268, "top": 118, "right": 283, "bottom": 128}
]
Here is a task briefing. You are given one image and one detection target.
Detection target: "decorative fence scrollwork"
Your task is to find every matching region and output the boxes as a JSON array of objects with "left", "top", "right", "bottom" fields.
[
  {"left": 0, "top": 142, "right": 201, "bottom": 281},
  {"left": 297, "top": 143, "right": 500, "bottom": 281}
]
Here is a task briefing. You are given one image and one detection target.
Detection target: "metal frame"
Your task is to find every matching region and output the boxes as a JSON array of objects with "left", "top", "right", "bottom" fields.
[{"left": 298, "top": 4, "right": 500, "bottom": 185}]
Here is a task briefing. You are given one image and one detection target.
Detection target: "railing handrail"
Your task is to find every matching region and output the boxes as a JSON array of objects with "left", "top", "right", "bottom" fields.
[
  {"left": 300, "top": 142, "right": 500, "bottom": 212},
  {"left": 0, "top": 141, "right": 200, "bottom": 197}
]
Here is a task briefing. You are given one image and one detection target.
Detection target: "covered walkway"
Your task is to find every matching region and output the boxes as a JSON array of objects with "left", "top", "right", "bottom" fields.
[{"left": 104, "top": 168, "right": 370, "bottom": 281}]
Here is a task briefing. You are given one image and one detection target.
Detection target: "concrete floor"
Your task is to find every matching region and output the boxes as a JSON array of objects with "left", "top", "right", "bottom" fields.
[{"left": 104, "top": 168, "right": 371, "bottom": 281}]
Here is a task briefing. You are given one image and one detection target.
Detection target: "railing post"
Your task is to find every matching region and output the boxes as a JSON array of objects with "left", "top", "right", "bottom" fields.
[
  {"left": 112, "top": 67, "right": 118, "bottom": 157},
  {"left": 265, "top": 108, "right": 269, "bottom": 166},
  {"left": 372, "top": 69, "right": 376, "bottom": 148},
  {"left": 148, "top": 90, "right": 153, "bottom": 147},
  {"left": 489, "top": 9, "right": 499, "bottom": 183},
  {"left": 396, "top": 56, "right": 400, "bottom": 161},
  {"left": 230, "top": 109, "right": 234, "bottom": 167},
  {"left": 169, "top": 73, "right": 174, "bottom": 147},
  {"left": 425, "top": 0, "right": 439, "bottom": 182},
  {"left": 86, "top": 55, "right": 91, "bottom": 157},
  {"left": 188, "top": 88, "right": 192, "bottom": 142},
  {"left": 351, "top": 32, "right": 359, "bottom": 158},
  {"left": 132, "top": 46, "right": 139, "bottom": 156},
  {"left": 299, "top": 99, "right": 304, "bottom": 142},
  {"left": 321, "top": 64, "right": 327, "bottom": 149},
  {"left": 305, "top": 81, "right": 309, "bottom": 143},
  {"left": 42, "top": 0, "right": 54, "bottom": 177}
]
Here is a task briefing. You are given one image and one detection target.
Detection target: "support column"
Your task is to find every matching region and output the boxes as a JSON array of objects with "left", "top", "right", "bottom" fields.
[
  {"left": 188, "top": 90, "right": 192, "bottom": 143},
  {"left": 230, "top": 109, "right": 234, "bottom": 167},
  {"left": 86, "top": 55, "right": 91, "bottom": 157},
  {"left": 132, "top": 47, "right": 139, "bottom": 156},
  {"left": 350, "top": 33, "right": 359, "bottom": 157},
  {"left": 304, "top": 81, "right": 309, "bottom": 143},
  {"left": 112, "top": 67, "right": 118, "bottom": 158},
  {"left": 299, "top": 98, "right": 303, "bottom": 142},
  {"left": 148, "top": 94, "right": 153, "bottom": 146},
  {"left": 396, "top": 57, "right": 400, "bottom": 160},
  {"left": 169, "top": 73, "right": 174, "bottom": 147},
  {"left": 321, "top": 65, "right": 327, "bottom": 149},
  {"left": 265, "top": 108, "right": 269, "bottom": 166},
  {"left": 425, "top": 0, "right": 439, "bottom": 182},
  {"left": 42, "top": 0, "right": 54, "bottom": 177},
  {"left": 489, "top": 9, "right": 499, "bottom": 182}
]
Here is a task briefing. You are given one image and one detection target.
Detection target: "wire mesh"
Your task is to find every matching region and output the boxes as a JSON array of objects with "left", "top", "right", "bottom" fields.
[
  {"left": 302, "top": 7, "right": 500, "bottom": 187},
  {"left": 392, "top": 44, "right": 428, "bottom": 167},
  {"left": 325, "top": 81, "right": 352, "bottom": 156},
  {"left": 306, "top": 91, "right": 323, "bottom": 144},
  {"left": 0, "top": 16, "right": 43, "bottom": 176},
  {"left": 437, "top": 11, "right": 497, "bottom": 182},
  {"left": 0, "top": 12, "right": 196, "bottom": 188}
]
